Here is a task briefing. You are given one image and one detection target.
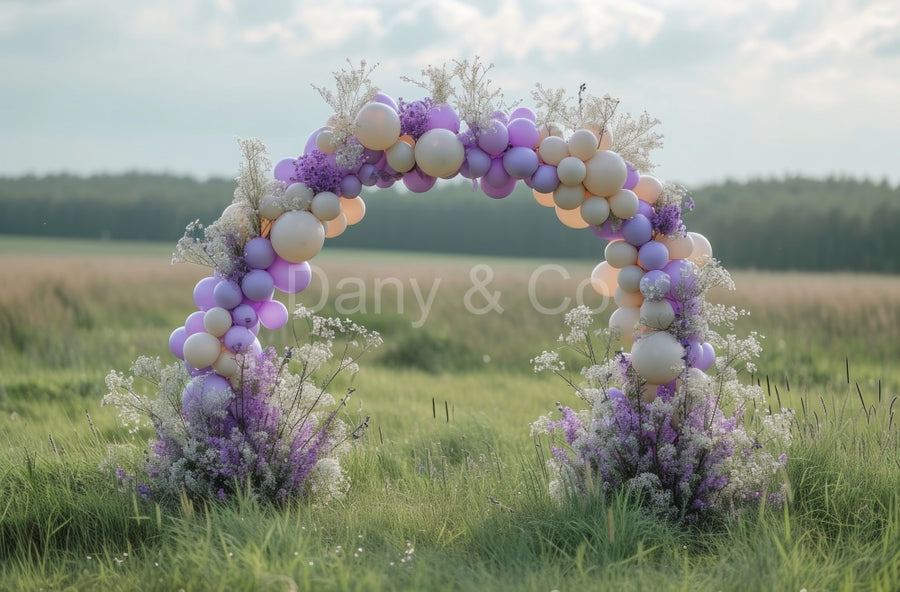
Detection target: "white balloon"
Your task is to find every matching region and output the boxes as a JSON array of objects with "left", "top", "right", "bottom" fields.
[
  {"left": 630, "top": 330, "right": 685, "bottom": 384},
  {"left": 640, "top": 299, "right": 676, "bottom": 330},
  {"left": 213, "top": 350, "right": 239, "bottom": 378},
  {"left": 203, "top": 307, "right": 233, "bottom": 337},
  {"left": 567, "top": 129, "right": 599, "bottom": 161},
  {"left": 579, "top": 196, "right": 610, "bottom": 225},
  {"left": 556, "top": 156, "right": 587, "bottom": 186},
  {"left": 315, "top": 129, "right": 337, "bottom": 154},
  {"left": 617, "top": 265, "right": 645, "bottom": 293},
  {"left": 583, "top": 150, "right": 627, "bottom": 197},
  {"left": 310, "top": 191, "right": 342, "bottom": 221},
  {"left": 604, "top": 240, "right": 638, "bottom": 268},
  {"left": 259, "top": 194, "right": 284, "bottom": 220},
  {"left": 608, "top": 189, "right": 640, "bottom": 219},
  {"left": 553, "top": 183, "right": 585, "bottom": 210},
  {"left": 183, "top": 332, "right": 222, "bottom": 370},
  {"left": 386, "top": 140, "right": 416, "bottom": 173},
  {"left": 270, "top": 210, "right": 325, "bottom": 263},
  {"left": 414, "top": 128, "right": 465, "bottom": 178},
  {"left": 609, "top": 306, "right": 641, "bottom": 346},
  {"left": 354, "top": 102, "right": 401, "bottom": 150},
  {"left": 538, "top": 136, "right": 568, "bottom": 166}
]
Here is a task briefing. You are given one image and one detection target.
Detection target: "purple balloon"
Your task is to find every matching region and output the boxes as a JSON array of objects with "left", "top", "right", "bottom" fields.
[
  {"left": 476, "top": 120, "right": 509, "bottom": 156},
  {"left": 373, "top": 91, "right": 398, "bottom": 111},
  {"left": 502, "top": 146, "right": 539, "bottom": 179},
  {"left": 244, "top": 237, "right": 276, "bottom": 270},
  {"left": 463, "top": 147, "right": 492, "bottom": 178},
  {"left": 685, "top": 339, "right": 704, "bottom": 368},
  {"left": 636, "top": 199, "right": 654, "bottom": 219},
  {"left": 273, "top": 158, "right": 296, "bottom": 182},
  {"left": 182, "top": 373, "right": 232, "bottom": 419},
  {"left": 258, "top": 299, "right": 289, "bottom": 330},
  {"left": 639, "top": 269, "right": 671, "bottom": 301},
  {"left": 340, "top": 174, "right": 362, "bottom": 198},
  {"left": 531, "top": 164, "right": 560, "bottom": 194},
  {"left": 224, "top": 325, "right": 254, "bottom": 353},
  {"left": 507, "top": 118, "right": 540, "bottom": 148},
  {"left": 361, "top": 148, "right": 383, "bottom": 165},
  {"left": 622, "top": 214, "right": 653, "bottom": 246},
  {"left": 268, "top": 257, "right": 312, "bottom": 294},
  {"left": 403, "top": 168, "right": 437, "bottom": 193},
  {"left": 375, "top": 175, "right": 396, "bottom": 189},
  {"left": 185, "top": 311, "right": 206, "bottom": 335},
  {"left": 231, "top": 303, "right": 258, "bottom": 328},
  {"left": 169, "top": 326, "right": 187, "bottom": 360},
  {"left": 358, "top": 164, "right": 379, "bottom": 186},
  {"left": 480, "top": 176, "right": 517, "bottom": 199},
  {"left": 624, "top": 162, "right": 640, "bottom": 190},
  {"left": 509, "top": 106, "right": 536, "bottom": 122},
  {"left": 664, "top": 259, "right": 700, "bottom": 300},
  {"left": 214, "top": 279, "right": 243, "bottom": 310},
  {"left": 249, "top": 321, "right": 261, "bottom": 336},
  {"left": 491, "top": 110, "right": 509, "bottom": 124},
  {"left": 697, "top": 342, "right": 716, "bottom": 371},
  {"left": 638, "top": 240, "right": 670, "bottom": 271},
  {"left": 590, "top": 219, "right": 625, "bottom": 241},
  {"left": 425, "top": 104, "right": 461, "bottom": 133},
  {"left": 483, "top": 157, "right": 511, "bottom": 188},
  {"left": 241, "top": 269, "right": 275, "bottom": 302},
  {"left": 193, "top": 276, "right": 218, "bottom": 311}
]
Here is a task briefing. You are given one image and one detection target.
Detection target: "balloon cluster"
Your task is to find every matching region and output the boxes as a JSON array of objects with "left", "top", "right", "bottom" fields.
[{"left": 167, "top": 78, "right": 715, "bottom": 405}]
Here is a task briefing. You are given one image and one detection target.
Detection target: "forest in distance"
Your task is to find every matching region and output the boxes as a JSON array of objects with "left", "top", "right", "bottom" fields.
[{"left": 0, "top": 173, "right": 897, "bottom": 273}]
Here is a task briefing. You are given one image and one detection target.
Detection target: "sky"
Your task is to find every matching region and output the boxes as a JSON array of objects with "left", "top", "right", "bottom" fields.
[{"left": 1, "top": 0, "right": 899, "bottom": 188}]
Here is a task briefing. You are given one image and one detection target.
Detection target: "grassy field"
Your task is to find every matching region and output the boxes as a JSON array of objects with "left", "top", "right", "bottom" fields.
[{"left": 1, "top": 235, "right": 899, "bottom": 591}]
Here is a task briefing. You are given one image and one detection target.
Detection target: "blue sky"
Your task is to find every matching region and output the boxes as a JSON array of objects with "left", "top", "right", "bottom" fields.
[{"left": 2, "top": 0, "right": 898, "bottom": 187}]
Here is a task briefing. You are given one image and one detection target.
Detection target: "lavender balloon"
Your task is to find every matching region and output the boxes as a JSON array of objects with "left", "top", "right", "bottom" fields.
[
  {"left": 507, "top": 118, "right": 540, "bottom": 148},
  {"left": 224, "top": 325, "right": 254, "bottom": 353},
  {"left": 258, "top": 299, "right": 289, "bottom": 330},
  {"left": 214, "top": 279, "right": 243, "bottom": 310},
  {"left": 639, "top": 269, "right": 671, "bottom": 301},
  {"left": 273, "top": 158, "right": 296, "bottom": 182},
  {"left": 531, "top": 164, "right": 560, "bottom": 194},
  {"left": 231, "top": 303, "right": 258, "bottom": 328},
  {"left": 403, "top": 168, "right": 437, "bottom": 193},
  {"left": 502, "top": 146, "right": 539, "bottom": 179},
  {"left": 241, "top": 269, "right": 275, "bottom": 302},
  {"left": 244, "top": 237, "right": 276, "bottom": 270},
  {"left": 638, "top": 240, "right": 670, "bottom": 271},
  {"left": 624, "top": 162, "right": 640, "bottom": 190},
  {"left": 193, "top": 276, "right": 218, "bottom": 311},
  {"left": 481, "top": 176, "right": 517, "bottom": 199},
  {"left": 169, "top": 326, "right": 188, "bottom": 360},
  {"left": 622, "top": 214, "right": 653, "bottom": 246},
  {"left": 476, "top": 120, "right": 509, "bottom": 156},
  {"left": 483, "top": 157, "right": 511, "bottom": 188},
  {"left": 185, "top": 311, "right": 206, "bottom": 335},
  {"left": 464, "top": 147, "right": 492, "bottom": 178},
  {"left": 268, "top": 257, "right": 312, "bottom": 294},
  {"left": 340, "top": 174, "right": 362, "bottom": 198},
  {"left": 425, "top": 104, "right": 460, "bottom": 133}
]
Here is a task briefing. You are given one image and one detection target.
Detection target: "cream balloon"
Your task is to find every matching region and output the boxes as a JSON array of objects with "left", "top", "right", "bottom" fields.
[
  {"left": 533, "top": 189, "right": 555, "bottom": 208},
  {"left": 386, "top": 140, "right": 416, "bottom": 173},
  {"left": 315, "top": 129, "right": 337, "bottom": 154},
  {"left": 567, "top": 129, "right": 600, "bottom": 161},
  {"left": 609, "top": 306, "right": 641, "bottom": 346},
  {"left": 555, "top": 205, "right": 589, "bottom": 229},
  {"left": 414, "top": 128, "right": 465, "bottom": 178},
  {"left": 658, "top": 233, "right": 694, "bottom": 260},
  {"left": 283, "top": 182, "right": 314, "bottom": 211},
  {"left": 324, "top": 212, "right": 348, "bottom": 238},
  {"left": 617, "top": 264, "right": 645, "bottom": 293},
  {"left": 608, "top": 189, "right": 640, "bottom": 219},
  {"left": 354, "top": 102, "right": 401, "bottom": 151},
  {"left": 590, "top": 261, "right": 619, "bottom": 297},
  {"left": 203, "top": 307, "right": 233, "bottom": 337},
  {"left": 579, "top": 196, "right": 610, "bottom": 225},
  {"left": 634, "top": 175, "right": 663, "bottom": 205},
  {"left": 219, "top": 203, "right": 254, "bottom": 237},
  {"left": 259, "top": 194, "right": 284, "bottom": 220},
  {"left": 341, "top": 196, "right": 366, "bottom": 225},
  {"left": 553, "top": 184, "right": 585, "bottom": 210},
  {"left": 640, "top": 299, "right": 676, "bottom": 330},
  {"left": 538, "top": 136, "right": 568, "bottom": 166},
  {"left": 269, "top": 210, "right": 326, "bottom": 263},
  {"left": 213, "top": 350, "right": 239, "bottom": 378},
  {"left": 583, "top": 150, "right": 627, "bottom": 197},
  {"left": 183, "top": 332, "right": 222, "bottom": 370},
  {"left": 556, "top": 156, "right": 587, "bottom": 186},
  {"left": 614, "top": 287, "right": 644, "bottom": 308},
  {"left": 688, "top": 232, "right": 713, "bottom": 264},
  {"left": 630, "top": 330, "right": 685, "bottom": 384},
  {"left": 310, "top": 191, "right": 342, "bottom": 221},
  {"left": 604, "top": 240, "right": 638, "bottom": 268}
]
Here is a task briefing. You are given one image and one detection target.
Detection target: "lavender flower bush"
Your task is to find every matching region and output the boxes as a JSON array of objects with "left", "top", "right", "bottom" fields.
[
  {"left": 532, "top": 268, "right": 792, "bottom": 523},
  {"left": 104, "top": 306, "right": 381, "bottom": 504}
]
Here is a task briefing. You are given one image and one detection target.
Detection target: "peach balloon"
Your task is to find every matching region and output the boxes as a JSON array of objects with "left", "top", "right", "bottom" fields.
[
  {"left": 658, "top": 233, "right": 694, "bottom": 260},
  {"left": 634, "top": 175, "right": 663, "bottom": 205},
  {"left": 533, "top": 189, "right": 555, "bottom": 208},
  {"left": 555, "top": 205, "right": 589, "bottom": 229},
  {"left": 341, "top": 196, "right": 366, "bottom": 225},
  {"left": 325, "top": 212, "right": 348, "bottom": 238},
  {"left": 590, "top": 261, "right": 619, "bottom": 297},
  {"left": 688, "top": 232, "right": 713, "bottom": 264}
]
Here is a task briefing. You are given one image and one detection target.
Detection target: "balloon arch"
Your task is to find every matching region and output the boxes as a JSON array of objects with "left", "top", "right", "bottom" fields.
[{"left": 170, "top": 61, "right": 715, "bottom": 399}]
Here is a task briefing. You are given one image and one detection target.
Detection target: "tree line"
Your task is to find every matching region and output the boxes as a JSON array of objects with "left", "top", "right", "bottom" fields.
[{"left": 0, "top": 172, "right": 897, "bottom": 272}]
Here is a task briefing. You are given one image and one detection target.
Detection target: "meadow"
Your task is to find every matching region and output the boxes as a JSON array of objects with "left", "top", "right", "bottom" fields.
[{"left": 1, "top": 235, "right": 899, "bottom": 591}]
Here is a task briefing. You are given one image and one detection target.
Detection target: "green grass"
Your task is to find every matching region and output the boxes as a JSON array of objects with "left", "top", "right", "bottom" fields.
[{"left": 1, "top": 237, "right": 899, "bottom": 590}]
